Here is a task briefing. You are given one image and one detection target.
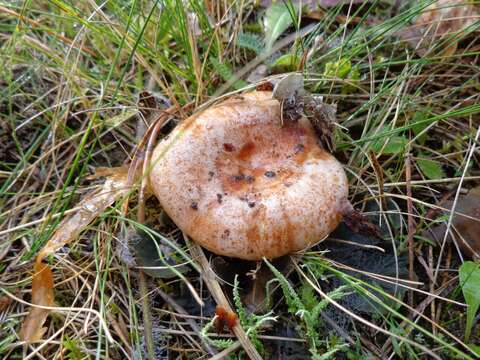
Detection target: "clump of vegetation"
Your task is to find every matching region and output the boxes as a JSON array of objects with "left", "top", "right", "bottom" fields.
[{"left": 266, "top": 259, "right": 349, "bottom": 359}]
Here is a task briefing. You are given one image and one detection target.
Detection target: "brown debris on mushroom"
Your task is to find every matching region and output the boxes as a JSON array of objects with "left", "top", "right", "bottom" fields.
[
  {"left": 272, "top": 73, "right": 338, "bottom": 152},
  {"left": 150, "top": 91, "right": 349, "bottom": 260}
]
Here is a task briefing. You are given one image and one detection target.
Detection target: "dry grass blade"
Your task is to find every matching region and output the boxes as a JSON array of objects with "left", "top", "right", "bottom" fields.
[
  {"left": 434, "top": 125, "right": 480, "bottom": 283},
  {"left": 0, "top": 5, "right": 96, "bottom": 57},
  {"left": 405, "top": 153, "right": 415, "bottom": 307},
  {"left": 2, "top": 1, "right": 479, "bottom": 358}
]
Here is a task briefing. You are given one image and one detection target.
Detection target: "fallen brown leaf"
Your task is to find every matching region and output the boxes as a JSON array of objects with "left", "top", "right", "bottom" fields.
[
  {"left": 19, "top": 261, "right": 54, "bottom": 342},
  {"left": 37, "top": 167, "right": 129, "bottom": 260},
  {"left": 0, "top": 294, "right": 13, "bottom": 312},
  {"left": 399, "top": 0, "right": 480, "bottom": 57},
  {"left": 424, "top": 187, "right": 480, "bottom": 261},
  {"left": 19, "top": 168, "right": 130, "bottom": 343}
]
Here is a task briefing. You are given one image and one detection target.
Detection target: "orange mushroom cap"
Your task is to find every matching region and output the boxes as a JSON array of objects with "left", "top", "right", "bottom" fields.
[{"left": 150, "top": 91, "right": 349, "bottom": 260}]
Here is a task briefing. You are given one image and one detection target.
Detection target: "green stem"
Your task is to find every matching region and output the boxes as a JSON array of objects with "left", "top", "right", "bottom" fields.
[{"left": 139, "top": 270, "right": 155, "bottom": 360}]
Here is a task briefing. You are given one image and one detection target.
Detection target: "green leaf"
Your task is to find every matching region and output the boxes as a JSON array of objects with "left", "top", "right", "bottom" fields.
[
  {"left": 411, "top": 110, "right": 432, "bottom": 144},
  {"left": 237, "top": 32, "right": 264, "bottom": 54},
  {"left": 459, "top": 261, "right": 480, "bottom": 342},
  {"left": 264, "top": 3, "right": 296, "bottom": 50},
  {"left": 411, "top": 110, "right": 431, "bottom": 136},
  {"left": 271, "top": 53, "right": 300, "bottom": 72},
  {"left": 210, "top": 58, "right": 247, "bottom": 90},
  {"left": 324, "top": 58, "right": 352, "bottom": 79},
  {"left": 468, "top": 344, "right": 480, "bottom": 356},
  {"left": 417, "top": 156, "right": 445, "bottom": 180},
  {"left": 372, "top": 135, "right": 408, "bottom": 155}
]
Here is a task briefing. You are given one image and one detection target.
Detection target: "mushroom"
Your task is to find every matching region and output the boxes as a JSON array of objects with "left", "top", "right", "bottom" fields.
[{"left": 150, "top": 91, "right": 349, "bottom": 260}]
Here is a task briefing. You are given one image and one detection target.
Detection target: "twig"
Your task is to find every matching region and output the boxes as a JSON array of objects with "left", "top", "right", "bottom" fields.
[
  {"left": 369, "top": 151, "right": 387, "bottom": 212},
  {"left": 405, "top": 153, "right": 415, "bottom": 308},
  {"left": 187, "top": 238, "right": 263, "bottom": 360},
  {"left": 429, "top": 243, "right": 436, "bottom": 336},
  {"left": 206, "top": 341, "right": 241, "bottom": 360},
  {"left": 434, "top": 245, "right": 452, "bottom": 335}
]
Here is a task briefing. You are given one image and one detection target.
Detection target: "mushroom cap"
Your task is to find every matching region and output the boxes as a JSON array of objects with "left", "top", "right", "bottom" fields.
[{"left": 150, "top": 91, "right": 349, "bottom": 260}]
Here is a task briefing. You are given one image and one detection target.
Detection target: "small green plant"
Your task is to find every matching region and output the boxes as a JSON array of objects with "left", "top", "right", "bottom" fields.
[
  {"left": 459, "top": 261, "right": 480, "bottom": 342},
  {"left": 232, "top": 276, "right": 277, "bottom": 354},
  {"left": 321, "top": 58, "right": 360, "bottom": 94},
  {"left": 200, "top": 319, "right": 235, "bottom": 350},
  {"left": 265, "top": 259, "right": 348, "bottom": 359},
  {"left": 237, "top": 32, "right": 264, "bottom": 55},
  {"left": 0, "top": 319, "right": 17, "bottom": 357},
  {"left": 200, "top": 276, "right": 277, "bottom": 353},
  {"left": 62, "top": 336, "right": 86, "bottom": 360},
  {"left": 210, "top": 58, "right": 248, "bottom": 90}
]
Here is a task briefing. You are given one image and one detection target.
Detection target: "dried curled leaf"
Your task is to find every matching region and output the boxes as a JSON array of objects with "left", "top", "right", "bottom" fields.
[
  {"left": 416, "top": 0, "right": 478, "bottom": 37},
  {"left": 19, "top": 261, "right": 54, "bottom": 342},
  {"left": 400, "top": 0, "right": 479, "bottom": 57},
  {"left": 37, "top": 167, "right": 129, "bottom": 260},
  {"left": 423, "top": 187, "right": 480, "bottom": 260},
  {"left": 272, "top": 74, "right": 338, "bottom": 152},
  {"left": 20, "top": 168, "right": 130, "bottom": 343}
]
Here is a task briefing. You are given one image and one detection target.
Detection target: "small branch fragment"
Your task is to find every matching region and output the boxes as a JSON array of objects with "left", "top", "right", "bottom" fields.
[{"left": 405, "top": 153, "right": 416, "bottom": 307}]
